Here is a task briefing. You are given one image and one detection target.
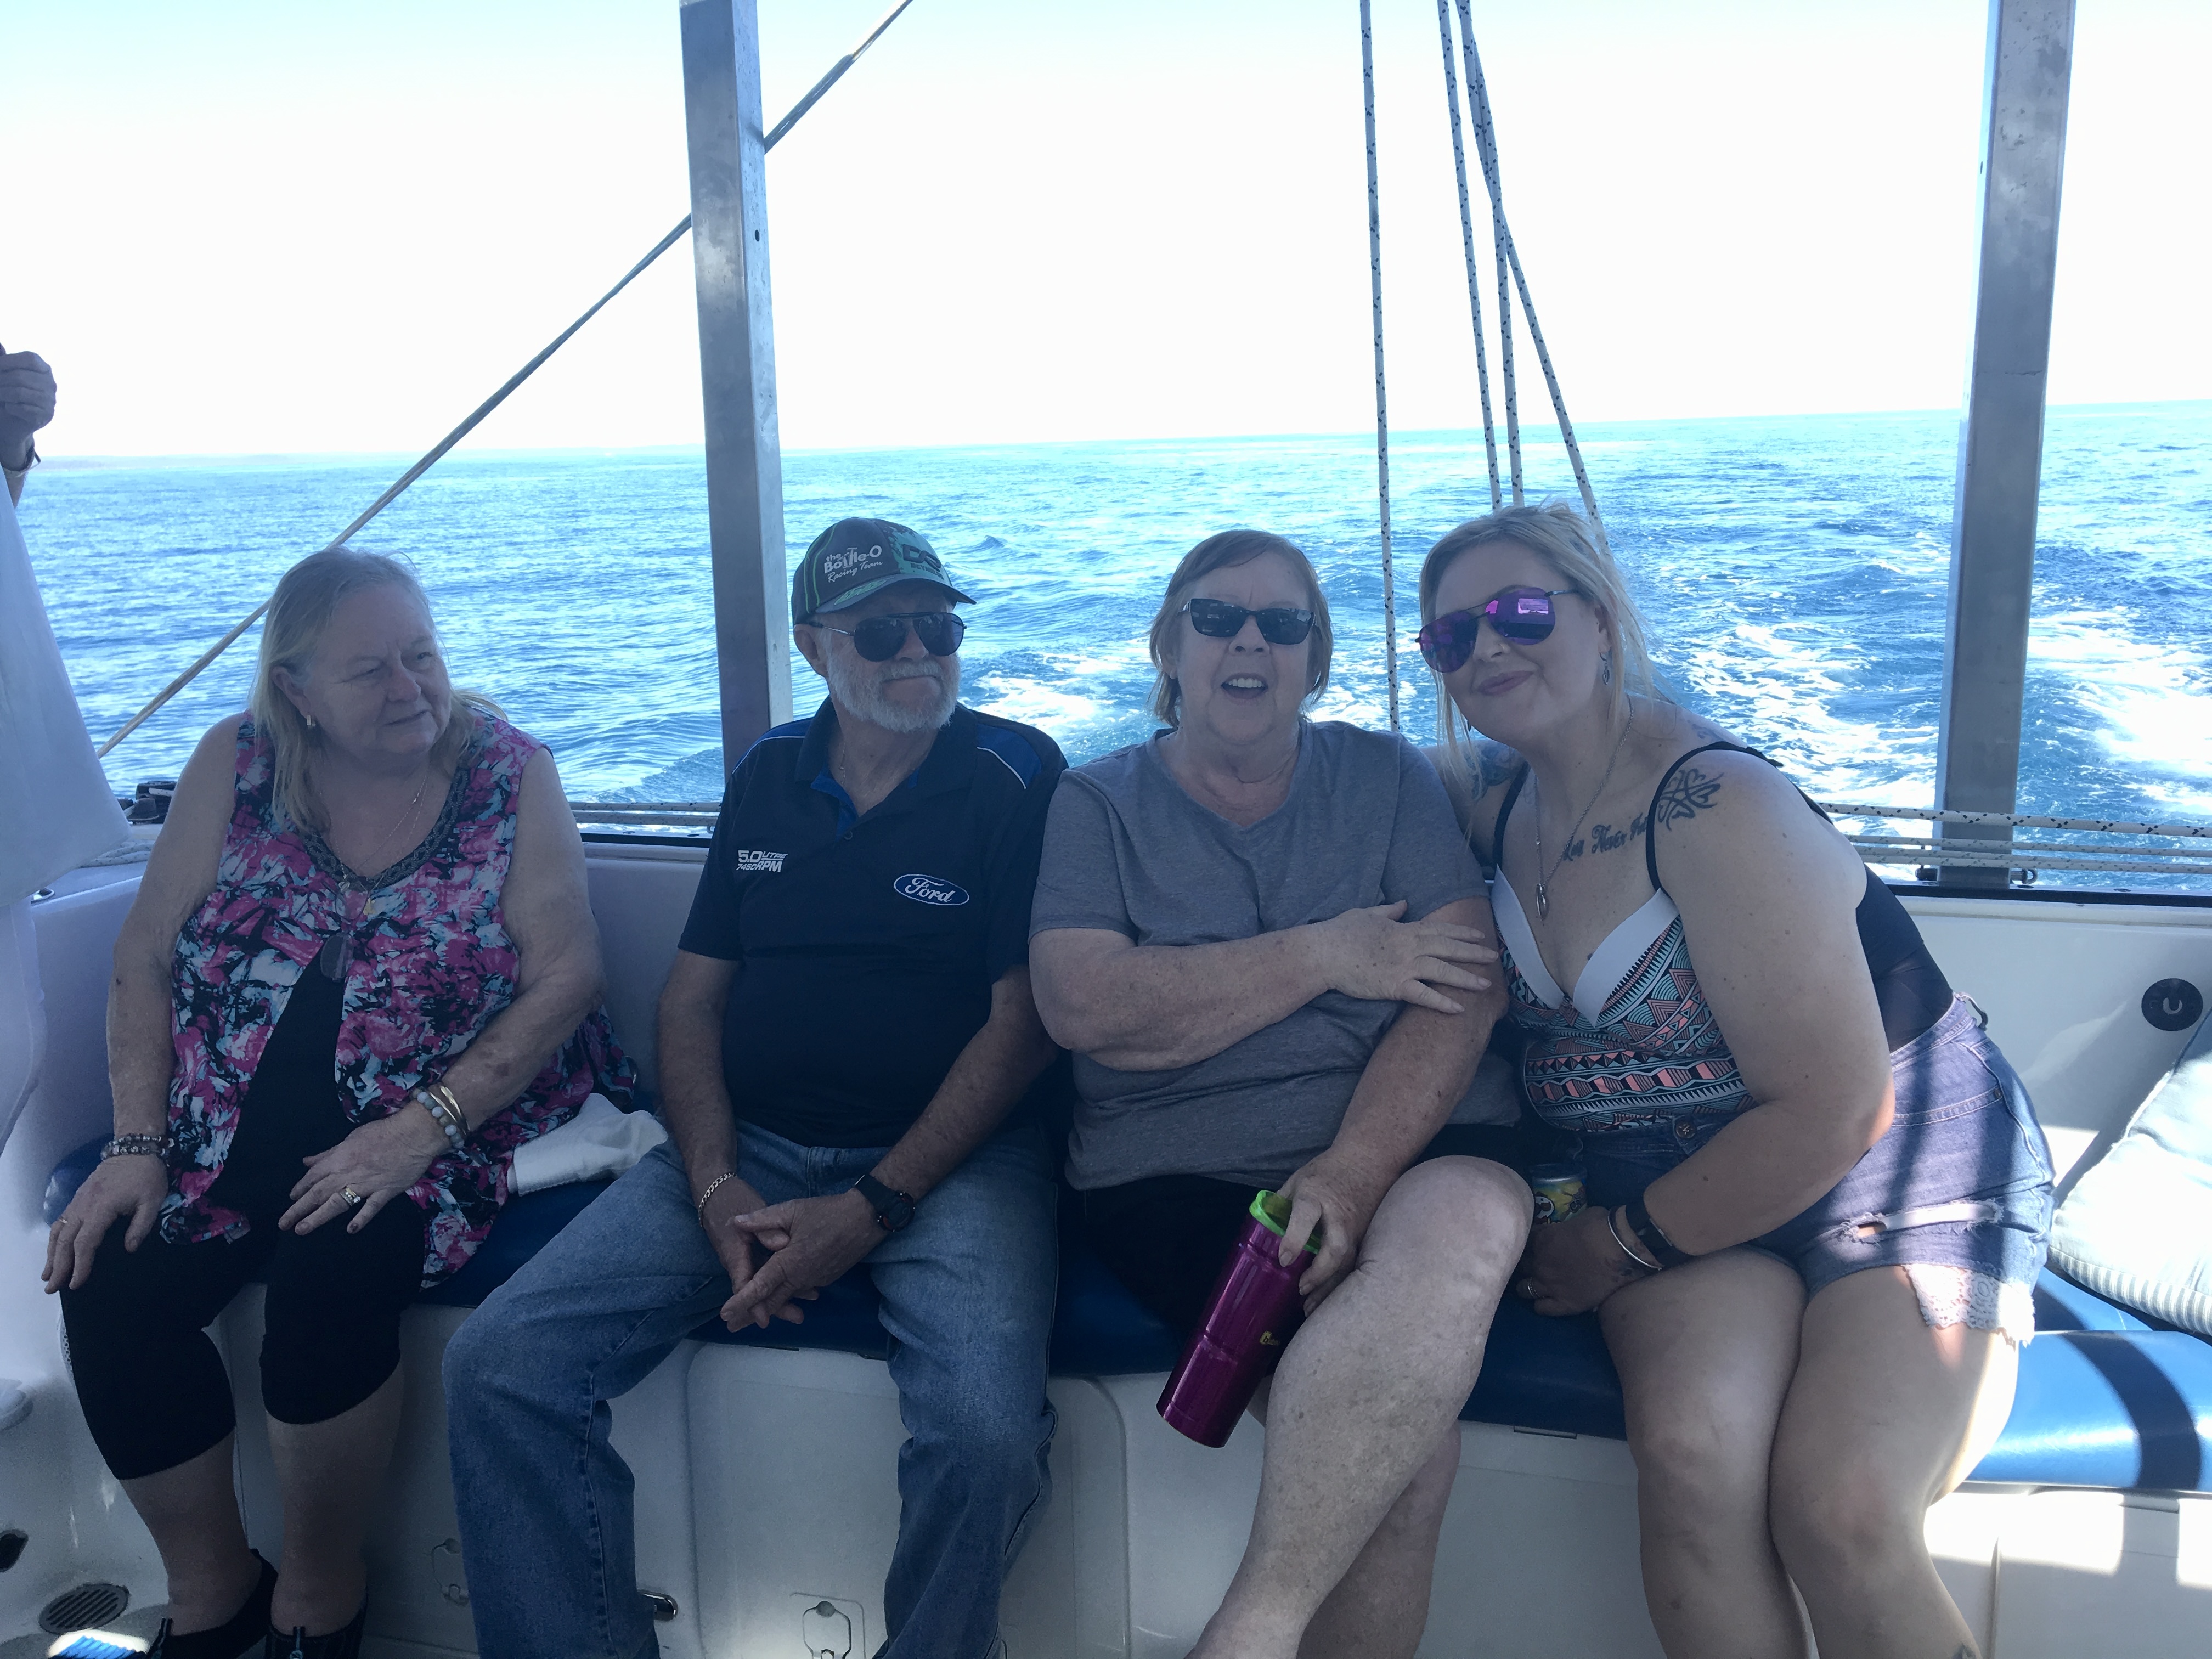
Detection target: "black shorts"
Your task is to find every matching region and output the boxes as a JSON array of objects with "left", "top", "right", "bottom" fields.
[{"left": 1076, "top": 1122, "right": 1535, "bottom": 1339}]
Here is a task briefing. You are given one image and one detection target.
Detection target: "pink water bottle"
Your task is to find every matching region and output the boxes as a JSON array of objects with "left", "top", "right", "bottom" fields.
[{"left": 1157, "top": 1189, "right": 1321, "bottom": 1447}]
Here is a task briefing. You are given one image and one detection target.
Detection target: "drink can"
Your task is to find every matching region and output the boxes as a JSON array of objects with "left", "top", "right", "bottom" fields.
[{"left": 1527, "top": 1162, "right": 1585, "bottom": 1224}]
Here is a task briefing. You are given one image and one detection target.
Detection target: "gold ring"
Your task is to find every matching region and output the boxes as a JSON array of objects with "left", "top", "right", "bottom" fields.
[{"left": 340, "top": 1186, "right": 365, "bottom": 1208}]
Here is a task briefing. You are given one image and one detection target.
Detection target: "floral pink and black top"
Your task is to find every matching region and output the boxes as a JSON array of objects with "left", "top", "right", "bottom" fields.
[{"left": 157, "top": 713, "right": 633, "bottom": 1285}]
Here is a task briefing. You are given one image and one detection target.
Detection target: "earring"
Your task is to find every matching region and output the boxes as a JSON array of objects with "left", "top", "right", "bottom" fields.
[
  {"left": 305, "top": 715, "right": 318, "bottom": 730},
  {"left": 1599, "top": 652, "right": 1613, "bottom": 687}
]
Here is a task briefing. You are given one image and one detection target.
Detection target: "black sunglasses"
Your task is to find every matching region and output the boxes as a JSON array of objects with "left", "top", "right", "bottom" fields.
[
  {"left": 1416, "top": 586, "right": 1575, "bottom": 674},
  {"left": 1182, "top": 597, "right": 1317, "bottom": 646},
  {"left": 819, "top": 611, "right": 966, "bottom": 663}
]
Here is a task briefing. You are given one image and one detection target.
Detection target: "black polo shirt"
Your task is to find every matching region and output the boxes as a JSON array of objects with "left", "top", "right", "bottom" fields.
[{"left": 678, "top": 698, "right": 1066, "bottom": 1149}]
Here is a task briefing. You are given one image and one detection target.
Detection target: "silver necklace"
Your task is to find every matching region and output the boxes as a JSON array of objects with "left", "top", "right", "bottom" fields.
[
  {"left": 1532, "top": 716, "right": 1632, "bottom": 921},
  {"left": 367, "top": 766, "right": 431, "bottom": 865}
]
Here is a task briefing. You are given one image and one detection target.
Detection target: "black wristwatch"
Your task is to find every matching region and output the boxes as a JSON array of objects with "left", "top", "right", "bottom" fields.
[{"left": 852, "top": 1173, "right": 917, "bottom": 1233}]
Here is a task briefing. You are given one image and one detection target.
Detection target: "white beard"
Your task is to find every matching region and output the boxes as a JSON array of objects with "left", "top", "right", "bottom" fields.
[{"left": 823, "top": 648, "right": 960, "bottom": 735}]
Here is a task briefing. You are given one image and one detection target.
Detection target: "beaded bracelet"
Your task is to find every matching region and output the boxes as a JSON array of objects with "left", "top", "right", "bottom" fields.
[{"left": 415, "top": 1085, "right": 469, "bottom": 1153}]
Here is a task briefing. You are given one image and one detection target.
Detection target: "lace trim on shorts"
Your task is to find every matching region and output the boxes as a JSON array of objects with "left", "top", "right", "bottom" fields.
[{"left": 1902, "top": 1263, "right": 2036, "bottom": 1345}]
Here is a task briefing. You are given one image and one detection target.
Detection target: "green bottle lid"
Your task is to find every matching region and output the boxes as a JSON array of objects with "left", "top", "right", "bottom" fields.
[{"left": 1249, "top": 1189, "right": 1322, "bottom": 1255}]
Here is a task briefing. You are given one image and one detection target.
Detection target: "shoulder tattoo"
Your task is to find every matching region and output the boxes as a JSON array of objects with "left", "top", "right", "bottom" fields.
[
  {"left": 1651, "top": 764, "right": 1724, "bottom": 831},
  {"left": 1471, "top": 739, "right": 1523, "bottom": 796}
]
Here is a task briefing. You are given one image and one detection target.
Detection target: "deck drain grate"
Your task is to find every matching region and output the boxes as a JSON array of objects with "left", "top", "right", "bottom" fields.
[{"left": 40, "top": 1582, "right": 131, "bottom": 1633}]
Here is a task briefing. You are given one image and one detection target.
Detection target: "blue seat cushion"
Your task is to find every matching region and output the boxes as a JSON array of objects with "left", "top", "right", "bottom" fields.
[
  {"left": 44, "top": 1136, "right": 106, "bottom": 1226},
  {"left": 44, "top": 1144, "right": 2212, "bottom": 1490},
  {"left": 2033, "top": 1267, "right": 2154, "bottom": 1333},
  {"left": 420, "top": 1181, "right": 614, "bottom": 1307},
  {"left": 1974, "top": 1329, "right": 2212, "bottom": 1491},
  {"left": 1461, "top": 1299, "right": 1626, "bottom": 1439}
]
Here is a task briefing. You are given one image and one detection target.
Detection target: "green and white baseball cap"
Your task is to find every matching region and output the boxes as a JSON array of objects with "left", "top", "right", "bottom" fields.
[{"left": 791, "top": 517, "right": 974, "bottom": 623}]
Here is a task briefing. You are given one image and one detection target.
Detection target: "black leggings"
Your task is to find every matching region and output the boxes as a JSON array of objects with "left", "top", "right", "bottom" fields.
[{"left": 61, "top": 969, "right": 430, "bottom": 1480}]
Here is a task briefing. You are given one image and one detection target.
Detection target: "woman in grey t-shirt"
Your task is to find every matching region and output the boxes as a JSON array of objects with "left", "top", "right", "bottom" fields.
[{"left": 1031, "top": 529, "right": 1532, "bottom": 1659}]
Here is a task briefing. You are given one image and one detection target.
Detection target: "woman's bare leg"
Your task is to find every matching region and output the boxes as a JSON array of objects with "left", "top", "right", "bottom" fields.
[
  {"left": 1295, "top": 1425, "right": 1463, "bottom": 1659},
  {"left": 1768, "top": 1267, "right": 2019, "bottom": 1659},
  {"left": 1600, "top": 1248, "right": 1809, "bottom": 1659},
  {"left": 1191, "top": 1158, "right": 1527, "bottom": 1659},
  {"left": 120, "top": 1436, "right": 261, "bottom": 1632},
  {"left": 267, "top": 1369, "right": 405, "bottom": 1634}
]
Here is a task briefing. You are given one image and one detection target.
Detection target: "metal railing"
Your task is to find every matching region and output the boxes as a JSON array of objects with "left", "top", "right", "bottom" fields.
[
  {"left": 1816, "top": 802, "right": 2212, "bottom": 880},
  {"left": 571, "top": 797, "right": 2212, "bottom": 881}
]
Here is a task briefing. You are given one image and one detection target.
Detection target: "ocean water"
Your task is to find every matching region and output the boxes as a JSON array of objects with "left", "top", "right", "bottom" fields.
[{"left": 20, "top": 403, "right": 2212, "bottom": 887}]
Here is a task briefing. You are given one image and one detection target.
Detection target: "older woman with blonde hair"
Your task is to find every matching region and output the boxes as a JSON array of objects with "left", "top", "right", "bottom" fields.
[
  {"left": 44, "top": 546, "right": 628, "bottom": 1659},
  {"left": 1031, "top": 528, "right": 1530, "bottom": 1659},
  {"left": 1417, "top": 500, "right": 2053, "bottom": 1659}
]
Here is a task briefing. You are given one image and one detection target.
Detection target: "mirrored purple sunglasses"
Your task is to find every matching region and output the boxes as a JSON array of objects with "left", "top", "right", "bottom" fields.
[{"left": 1416, "top": 586, "right": 1575, "bottom": 674}]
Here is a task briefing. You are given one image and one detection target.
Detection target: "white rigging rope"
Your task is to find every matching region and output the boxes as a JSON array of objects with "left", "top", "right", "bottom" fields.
[
  {"left": 1433, "top": 0, "right": 1500, "bottom": 510},
  {"left": 1361, "top": 0, "right": 1402, "bottom": 734},
  {"left": 1450, "top": 1, "right": 1609, "bottom": 552},
  {"left": 94, "top": 0, "right": 919, "bottom": 761},
  {"left": 1453, "top": 0, "right": 1521, "bottom": 504}
]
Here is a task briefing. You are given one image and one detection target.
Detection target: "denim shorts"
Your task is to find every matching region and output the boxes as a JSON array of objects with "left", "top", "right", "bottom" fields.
[{"left": 1576, "top": 995, "right": 2055, "bottom": 1304}]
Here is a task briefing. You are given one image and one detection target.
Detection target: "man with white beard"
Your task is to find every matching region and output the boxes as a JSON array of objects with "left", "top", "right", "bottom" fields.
[{"left": 447, "top": 519, "right": 1070, "bottom": 1659}]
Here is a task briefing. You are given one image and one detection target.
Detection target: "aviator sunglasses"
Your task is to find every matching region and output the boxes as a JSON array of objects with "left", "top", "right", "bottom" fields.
[
  {"left": 1181, "top": 597, "right": 1317, "bottom": 645},
  {"left": 1416, "top": 586, "right": 1575, "bottom": 674},
  {"left": 818, "top": 611, "right": 967, "bottom": 662}
]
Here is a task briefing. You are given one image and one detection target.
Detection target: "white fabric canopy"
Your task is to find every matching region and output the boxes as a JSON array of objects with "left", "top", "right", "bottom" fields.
[{"left": 0, "top": 489, "right": 129, "bottom": 907}]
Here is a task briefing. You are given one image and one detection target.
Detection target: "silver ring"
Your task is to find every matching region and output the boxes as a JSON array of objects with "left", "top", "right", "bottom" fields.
[{"left": 340, "top": 1186, "right": 365, "bottom": 1209}]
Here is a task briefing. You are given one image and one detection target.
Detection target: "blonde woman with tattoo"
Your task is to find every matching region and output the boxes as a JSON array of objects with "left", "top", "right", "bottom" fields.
[{"left": 1418, "top": 501, "right": 2052, "bottom": 1659}]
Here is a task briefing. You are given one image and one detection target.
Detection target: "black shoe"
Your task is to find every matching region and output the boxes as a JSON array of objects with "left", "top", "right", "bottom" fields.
[
  {"left": 149, "top": 1553, "right": 277, "bottom": 1659},
  {"left": 263, "top": 1601, "right": 366, "bottom": 1659}
]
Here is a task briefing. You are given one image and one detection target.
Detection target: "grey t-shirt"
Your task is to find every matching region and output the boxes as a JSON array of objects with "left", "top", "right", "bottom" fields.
[{"left": 1032, "top": 720, "right": 1486, "bottom": 1190}]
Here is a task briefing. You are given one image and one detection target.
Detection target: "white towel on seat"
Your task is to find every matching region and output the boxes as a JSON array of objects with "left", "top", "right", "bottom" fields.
[{"left": 508, "top": 1093, "right": 668, "bottom": 1195}]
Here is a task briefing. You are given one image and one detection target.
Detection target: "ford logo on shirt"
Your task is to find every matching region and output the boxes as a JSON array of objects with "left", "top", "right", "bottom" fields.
[{"left": 894, "top": 872, "right": 970, "bottom": 906}]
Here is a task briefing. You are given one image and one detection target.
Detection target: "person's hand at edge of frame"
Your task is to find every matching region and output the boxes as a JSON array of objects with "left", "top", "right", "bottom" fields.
[{"left": 0, "top": 345, "right": 58, "bottom": 472}]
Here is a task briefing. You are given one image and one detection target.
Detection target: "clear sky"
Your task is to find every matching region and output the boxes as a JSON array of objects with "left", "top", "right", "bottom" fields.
[{"left": 2, "top": 0, "right": 2205, "bottom": 456}]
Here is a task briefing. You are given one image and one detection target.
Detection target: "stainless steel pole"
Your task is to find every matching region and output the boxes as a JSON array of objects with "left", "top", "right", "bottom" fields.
[
  {"left": 1937, "top": 0, "right": 2075, "bottom": 887},
  {"left": 682, "top": 0, "right": 792, "bottom": 765}
]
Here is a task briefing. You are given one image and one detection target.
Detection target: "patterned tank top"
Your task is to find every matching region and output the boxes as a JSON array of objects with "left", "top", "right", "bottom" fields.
[
  {"left": 1485, "top": 743, "right": 1951, "bottom": 1135},
  {"left": 159, "top": 713, "right": 633, "bottom": 1283}
]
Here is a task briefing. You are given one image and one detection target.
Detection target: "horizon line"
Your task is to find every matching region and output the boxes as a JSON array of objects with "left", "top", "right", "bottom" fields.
[{"left": 33, "top": 397, "right": 2211, "bottom": 470}]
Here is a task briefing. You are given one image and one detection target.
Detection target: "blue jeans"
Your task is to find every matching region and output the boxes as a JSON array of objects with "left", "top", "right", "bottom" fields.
[{"left": 444, "top": 1120, "right": 1059, "bottom": 1659}]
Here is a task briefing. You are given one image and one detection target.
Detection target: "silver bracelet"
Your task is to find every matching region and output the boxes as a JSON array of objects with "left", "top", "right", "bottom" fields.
[
  {"left": 696, "top": 1171, "right": 738, "bottom": 1223},
  {"left": 100, "top": 1133, "right": 168, "bottom": 1162},
  {"left": 1607, "top": 1206, "right": 1660, "bottom": 1274}
]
